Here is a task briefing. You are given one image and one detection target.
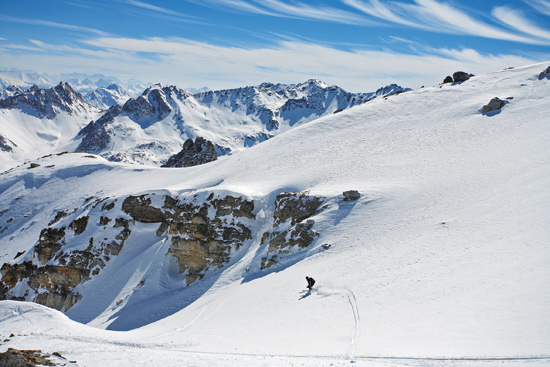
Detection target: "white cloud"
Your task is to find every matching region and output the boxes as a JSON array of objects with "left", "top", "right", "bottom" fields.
[
  {"left": 4, "top": 36, "right": 537, "bottom": 93},
  {"left": 0, "top": 15, "right": 108, "bottom": 36},
  {"left": 526, "top": 0, "right": 550, "bottom": 16},
  {"left": 493, "top": 6, "right": 550, "bottom": 41},
  {"left": 187, "top": 0, "right": 372, "bottom": 25},
  {"left": 343, "top": 0, "right": 426, "bottom": 29},
  {"left": 343, "top": 0, "right": 550, "bottom": 45}
]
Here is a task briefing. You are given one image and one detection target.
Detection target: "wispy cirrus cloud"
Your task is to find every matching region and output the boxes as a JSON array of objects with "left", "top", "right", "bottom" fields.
[
  {"left": 121, "top": 0, "right": 202, "bottom": 22},
  {"left": 186, "top": 0, "right": 374, "bottom": 25},
  {"left": 343, "top": 0, "right": 550, "bottom": 45},
  {"left": 494, "top": 6, "right": 550, "bottom": 41},
  {"left": 0, "top": 15, "right": 109, "bottom": 36},
  {"left": 527, "top": 0, "right": 550, "bottom": 16}
]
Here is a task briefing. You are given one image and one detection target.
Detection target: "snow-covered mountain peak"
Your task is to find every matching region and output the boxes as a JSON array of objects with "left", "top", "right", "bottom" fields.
[
  {"left": 295, "top": 78, "right": 331, "bottom": 90},
  {"left": 0, "top": 82, "right": 98, "bottom": 119}
]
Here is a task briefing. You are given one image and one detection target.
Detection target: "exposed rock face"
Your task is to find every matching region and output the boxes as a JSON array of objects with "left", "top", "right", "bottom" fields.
[
  {"left": 35, "top": 227, "right": 66, "bottom": 265},
  {"left": 0, "top": 199, "right": 132, "bottom": 311},
  {"left": 69, "top": 216, "right": 89, "bottom": 235},
  {"left": 452, "top": 71, "right": 473, "bottom": 83},
  {"left": 0, "top": 133, "right": 17, "bottom": 152},
  {"left": 0, "top": 190, "right": 327, "bottom": 311},
  {"left": 122, "top": 195, "right": 166, "bottom": 223},
  {"left": 76, "top": 105, "right": 122, "bottom": 153},
  {"left": 443, "top": 76, "right": 453, "bottom": 84},
  {"left": 162, "top": 194, "right": 255, "bottom": 285},
  {"left": 0, "top": 348, "right": 58, "bottom": 367},
  {"left": 538, "top": 66, "right": 550, "bottom": 80},
  {"left": 162, "top": 137, "right": 218, "bottom": 168},
  {"left": 481, "top": 97, "right": 509, "bottom": 114},
  {"left": 260, "top": 192, "right": 325, "bottom": 269},
  {"left": 343, "top": 190, "right": 361, "bottom": 201},
  {"left": 0, "top": 82, "right": 95, "bottom": 119},
  {"left": 272, "top": 192, "right": 324, "bottom": 227},
  {"left": 121, "top": 84, "right": 180, "bottom": 122}
]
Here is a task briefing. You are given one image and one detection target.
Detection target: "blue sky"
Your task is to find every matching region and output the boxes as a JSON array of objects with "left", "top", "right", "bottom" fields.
[{"left": 1, "top": 0, "right": 550, "bottom": 91}]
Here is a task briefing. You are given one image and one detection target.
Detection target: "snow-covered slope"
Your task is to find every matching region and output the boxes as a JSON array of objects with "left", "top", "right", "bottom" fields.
[
  {"left": 83, "top": 84, "right": 136, "bottom": 110},
  {"left": 0, "top": 63, "right": 549, "bottom": 367},
  {"left": 0, "top": 83, "right": 100, "bottom": 169}
]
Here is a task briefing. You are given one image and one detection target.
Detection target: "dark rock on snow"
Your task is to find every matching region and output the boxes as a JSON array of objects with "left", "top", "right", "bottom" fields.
[
  {"left": 452, "top": 71, "right": 473, "bottom": 83},
  {"left": 539, "top": 66, "right": 550, "bottom": 80},
  {"left": 482, "top": 97, "right": 509, "bottom": 114},
  {"left": 162, "top": 137, "right": 218, "bottom": 168},
  {"left": 343, "top": 190, "right": 361, "bottom": 201}
]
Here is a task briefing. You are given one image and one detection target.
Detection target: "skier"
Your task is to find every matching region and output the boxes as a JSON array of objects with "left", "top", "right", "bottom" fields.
[{"left": 305, "top": 276, "right": 315, "bottom": 290}]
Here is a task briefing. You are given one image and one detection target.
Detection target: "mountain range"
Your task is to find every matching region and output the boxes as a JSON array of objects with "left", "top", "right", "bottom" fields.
[
  {"left": 0, "top": 76, "right": 408, "bottom": 169},
  {"left": 0, "top": 63, "right": 549, "bottom": 367}
]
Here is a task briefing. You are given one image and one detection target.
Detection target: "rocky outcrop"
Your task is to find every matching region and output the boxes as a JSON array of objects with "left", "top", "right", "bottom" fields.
[
  {"left": 260, "top": 192, "right": 325, "bottom": 269},
  {"left": 272, "top": 192, "right": 324, "bottom": 227},
  {"left": 122, "top": 195, "right": 166, "bottom": 223},
  {"left": 161, "top": 194, "right": 255, "bottom": 285},
  {"left": 452, "top": 71, "right": 473, "bottom": 83},
  {"left": 343, "top": 190, "right": 361, "bottom": 201},
  {"left": 0, "top": 82, "right": 95, "bottom": 119},
  {"left": 0, "top": 348, "right": 59, "bottom": 367},
  {"left": 481, "top": 97, "right": 509, "bottom": 114},
  {"left": 0, "top": 199, "right": 133, "bottom": 311},
  {"left": 122, "top": 84, "right": 180, "bottom": 122},
  {"left": 0, "top": 133, "right": 17, "bottom": 152},
  {"left": 443, "top": 76, "right": 453, "bottom": 84},
  {"left": 0, "top": 190, "right": 327, "bottom": 310},
  {"left": 538, "top": 66, "right": 550, "bottom": 80},
  {"left": 76, "top": 105, "right": 122, "bottom": 153},
  {"left": 162, "top": 137, "right": 218, "bottom": 168}
]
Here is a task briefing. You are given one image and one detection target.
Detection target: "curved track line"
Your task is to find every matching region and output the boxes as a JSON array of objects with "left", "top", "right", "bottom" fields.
[{"left": 344, "top": 289, "right": 360, "bottom": 359}]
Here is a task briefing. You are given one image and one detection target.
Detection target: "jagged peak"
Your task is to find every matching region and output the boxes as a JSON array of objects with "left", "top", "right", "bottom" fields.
[
  {"left": 257, "top": 82, "right": 291, "bottom": 92},
  {"left": 141, "top": 83, "right": 191, "bottom": 98},
  {"left": 374, "top": 83, "right": 411, "bottom": 96},
  {"left": 295, "top": 79, "right": 331, "bottom": 89},
  {"left": 0, "top": 81, "right": 95, "bottom": 119}
]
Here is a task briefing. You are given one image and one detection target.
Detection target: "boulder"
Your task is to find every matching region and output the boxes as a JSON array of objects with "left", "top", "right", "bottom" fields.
[
  {"left": 481, "top": 97, "right": 509, "bottom": 114},
  {"left": 452, "top": 71, "right": 472, "bottom": 83},
  {"left": 443, "top": 76, "right": 453, "bottom": 84},
  {"left": 343, "top": 190, "right": 360, "bottom": 201},
  {"left": 539, "top": 66, "right": 550, "bottom": 80}
]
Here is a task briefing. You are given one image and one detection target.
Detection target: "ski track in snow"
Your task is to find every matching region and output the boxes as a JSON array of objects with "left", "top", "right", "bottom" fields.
[{"left": 345, "top": 288, "right": 361, "bottom": 360}]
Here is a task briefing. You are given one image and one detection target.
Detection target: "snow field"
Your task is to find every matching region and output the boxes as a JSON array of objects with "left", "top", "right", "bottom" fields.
[{"left": 1, "top": 63, "right": 549, "bottom": 366}]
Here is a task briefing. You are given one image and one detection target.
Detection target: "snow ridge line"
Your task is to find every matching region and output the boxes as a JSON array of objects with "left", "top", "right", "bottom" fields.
[{"left": 344, "top": 289, "right": 360, "bottom": 360}]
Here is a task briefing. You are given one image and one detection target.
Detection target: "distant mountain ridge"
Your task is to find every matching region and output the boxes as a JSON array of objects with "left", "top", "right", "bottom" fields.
[
  {"left": 0, "top": 82, "right": 97, "bottom": 119},
  {"left": 75, "top": 79, "right": 410, "bottom": 165},
  {"left": 0, "top": 68, "right": 147, "bottom": 95},
  {"left": 0, "top": 75, "right": 410, "bottom": 169}
]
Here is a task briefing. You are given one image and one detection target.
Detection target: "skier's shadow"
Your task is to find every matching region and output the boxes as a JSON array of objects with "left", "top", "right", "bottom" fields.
[{"left": 298, "top": 290, "right": 312, "bottom": 300}]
